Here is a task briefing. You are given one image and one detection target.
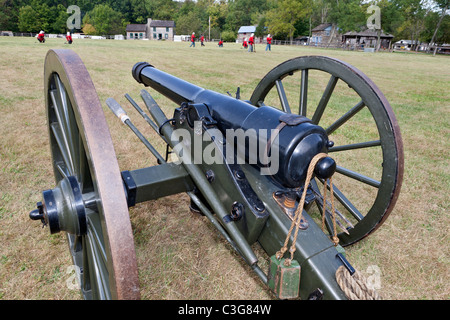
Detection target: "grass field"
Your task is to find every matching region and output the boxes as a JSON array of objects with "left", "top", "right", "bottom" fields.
[{"left": 0, "top": 36, "right": 448, "bottom": 300}]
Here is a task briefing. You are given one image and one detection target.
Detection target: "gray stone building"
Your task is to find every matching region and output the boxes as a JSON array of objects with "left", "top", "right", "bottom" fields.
[{"left": 126, "top": 18, "right": 175, "bottom": 40}]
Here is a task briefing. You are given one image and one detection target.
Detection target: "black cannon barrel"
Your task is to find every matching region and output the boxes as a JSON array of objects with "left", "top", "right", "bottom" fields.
[
  {"left": 133, "top": 62, "right": 204, "bottom": 105},
  {"left": 132, "top": 62, "right": 335, "bottom": 188},
  {"left": 132, "top": 62, "right": 258, "bottom": 131}
]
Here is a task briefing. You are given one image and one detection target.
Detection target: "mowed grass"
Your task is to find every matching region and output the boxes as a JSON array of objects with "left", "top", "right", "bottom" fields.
[{"left": 0, "top": 36, "right": 449, "bottom": 300}]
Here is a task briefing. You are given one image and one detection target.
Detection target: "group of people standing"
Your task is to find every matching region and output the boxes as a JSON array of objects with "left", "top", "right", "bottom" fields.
[
  {"left": 243, "top": 33, "right": 272, "bottom": 52},
  {"left": 189, "top": 32, "right": 273, "bottom": 52}
]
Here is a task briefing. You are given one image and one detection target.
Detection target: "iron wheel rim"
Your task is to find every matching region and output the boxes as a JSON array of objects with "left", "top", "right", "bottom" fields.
[{"left": 44, "top": 49, "right": 140, "bottom": 299}]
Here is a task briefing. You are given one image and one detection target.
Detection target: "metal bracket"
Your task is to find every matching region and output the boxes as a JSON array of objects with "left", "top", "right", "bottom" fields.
[
  {"left": 336, "top": 253, "right": 355, "bottom": 276},
  {"left": 272, "top": 189, "right": 315, "bottom": 230},
  {"left": 121, "top": 170, "right": 137, "bottom": 207},
  {"left": 185, "top": 103, "right": 217, "bottom": 129}
]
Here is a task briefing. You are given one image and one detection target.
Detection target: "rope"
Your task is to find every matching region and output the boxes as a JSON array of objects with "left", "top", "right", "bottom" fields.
[
  {"left": 321, "top": 175, "right": 339, "bottom": 245},
  {"left": 273, "top": 153, "right": 380, "bottom": 300},
  {"left": 276, "top": 153, "right": 333, "bottom": 265},
  {"left": 336, "top": 265, "right": 382, "bottom": 300}
]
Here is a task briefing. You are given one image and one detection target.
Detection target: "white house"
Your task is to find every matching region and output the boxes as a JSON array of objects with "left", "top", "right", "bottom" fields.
[
  {"left": 126, "top": 18, "right": 175, "bottom": 40},
  {"left": 149, "top": 19, "right": 175, "bottom": 40}
]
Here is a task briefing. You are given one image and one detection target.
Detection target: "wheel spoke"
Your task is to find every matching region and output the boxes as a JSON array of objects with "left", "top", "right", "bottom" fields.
[
  {"left": 328, "top": 140, "right": 381, "bottom": 152},
  {"left": 78, "top": 133, "right": 92, "bottom": 193},
  {"left": 86, "top": 214, "right": 107, "bottom": 266},
  {"left": 50, "top": 122, "right": 74, "bottom": 175},
  {"left": 50, "top": 89, "right": 67, "bottom": 132},
  {"left": 85, "top": 220, "right": 110, "bottom": 300},
  {"left": 310, "top": 179, "right": 335, "bottom": 234},
  {"left": 275, "top": 79, "right": 291, "bottom": 113},
  {"left": 299, "top": 69, "right": 308, "bottom": 116},
  {"left": 335, "top": 165, "right": 381, "bottom": 188},
  {"left": 54, "top": 74, "right": 71, "bottom": 137},
  {"left": 317, "top": 178, "right": 364, "bottom": 221},
  {"left": 311, "top": 179, "right": 354, "bottom": 235},
  {"left": 55, "top": 161, "right": 69, "bottom": 179},
  {"left": 311, "top": 75, "right": 338, "bottom": 124},
  {"left": 54, "top": 75, "right": 82, "bottom": 176},
  {"left": 72, "top": 235, "right": 82, "bottom": 253},
  {"left": 326, "top": 100, "right": 365, "bottom": 135}
]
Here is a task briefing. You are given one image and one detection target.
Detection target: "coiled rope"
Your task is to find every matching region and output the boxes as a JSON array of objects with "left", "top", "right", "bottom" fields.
[{"left": 336, "top": 265, "right": 382, "bottom": 300}]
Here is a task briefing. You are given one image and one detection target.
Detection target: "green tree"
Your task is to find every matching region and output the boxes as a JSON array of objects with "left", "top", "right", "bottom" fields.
[
  {"left": 224, "top": 0, "right": 268, "bottom": 31},
  {"left": 82, "top": 4, "right": 125, "bottom": 35},
  {"left": 266, "top": 0, "right": 310, "bottom": 43},
  {"left": 175, "top": 10, "right": 203, "bottom": 35},
  {"left": 51, "top": 4, "right": 69, "bottom": 34},
  {"left": 427, "top": 0, "right": 449, "bottom": 48},
  {"left": 18, "top": 5, "right": 37, "bottom": 32},
  {"left": 221, "top": 29, "right": 236, "bottom": 41},
  {"left": 206, "top": 0, "right": 228, "bottom": 31},
  {"left": 376, "top": 0, "right": 404, "bottom": 35},
  {"left": 255, "top": 16, "right": 267, "bottom": 38},
  {"left": 18, "top": 1, "right": 53, "bottom": 33},
  {"left": 152, "top": 0, "right": 178, "bottom": 20},
  {"left": 394, "top": 0, "right": 429, "bottom": 48},
  {"left": 1, "top": 0, "right": 29, "bottom": 31},
  {"left": 326, "top": 0, "right": 366, "bottom": 33}
]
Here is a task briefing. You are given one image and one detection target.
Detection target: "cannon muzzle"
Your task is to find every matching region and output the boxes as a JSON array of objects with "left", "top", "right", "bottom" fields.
[{"left": 132, "top": 62, "right": 335, "bottom": 188}]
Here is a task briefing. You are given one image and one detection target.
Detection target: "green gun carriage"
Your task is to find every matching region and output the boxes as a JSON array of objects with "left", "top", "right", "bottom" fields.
[{"left": 29, "top": 49, "right": 403, "bottom": 300}]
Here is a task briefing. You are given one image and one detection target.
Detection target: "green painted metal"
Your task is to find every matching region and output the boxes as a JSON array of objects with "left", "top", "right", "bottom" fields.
[
  {"left": 241, "top": 161, "right": 347, "bottom": 300},
  {"left": 141, "top": 89, "right": 260, "bottom": 267},
  {"left": 250, "top": 56, "right": 404, "bottom": 246},
  {"left": 268, "top": 256, "right": 301, "bottom": 300},
  {"left": 124, "top": 163, "right": 194, "bottom": 204}
]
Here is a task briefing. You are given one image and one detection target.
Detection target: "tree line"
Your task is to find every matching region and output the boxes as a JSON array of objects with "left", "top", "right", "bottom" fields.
[{"left": 0, "top": 0, "right": 448, "bottom": 45}]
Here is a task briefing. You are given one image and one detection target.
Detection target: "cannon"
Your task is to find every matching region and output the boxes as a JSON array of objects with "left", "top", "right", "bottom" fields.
[{"left": 29, "top": 49, "right": 403, "bottom": 300}]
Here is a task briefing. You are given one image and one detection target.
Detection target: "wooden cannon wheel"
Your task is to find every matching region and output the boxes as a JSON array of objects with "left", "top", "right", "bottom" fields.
[
  {"left": 44, "top": 49, "right": 140, "bottom": 299},
  {"left": 250, "top": 56, "right": 404, "bottom": 246}
]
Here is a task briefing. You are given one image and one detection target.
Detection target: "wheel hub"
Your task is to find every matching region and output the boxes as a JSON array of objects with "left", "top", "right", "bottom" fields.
[{"left": 30, "top": 176, "right": 87, "bottom": 235}]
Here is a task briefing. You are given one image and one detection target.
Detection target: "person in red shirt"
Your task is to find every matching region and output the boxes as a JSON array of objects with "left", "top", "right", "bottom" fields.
[
  {"left": 37, "top": 31, "right": 45, "bottom": 43},
  {"left": 190, "top": 32, "right": 195, "bottom": 47},
  {"left": 200, "top": 34, "right": 205, "bottom": 46},
  {"left": 218, "top": 39, "right": 223, "bottom": 47},
  {"left": 243, "top": 37, "right": 248, "bottom": 49},
  {"left": 66, "top": 32, "right": 73, "bottom": 44},
  {"left": 266, "top": 34, "right": 272, "bottom": 51},
  {"left": 248, "top": 33, "right": 255, "bottom": 52}
]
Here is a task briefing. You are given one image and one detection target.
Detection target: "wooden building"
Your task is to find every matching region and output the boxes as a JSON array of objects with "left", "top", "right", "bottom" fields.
[
  {"left": 343, "top": 30, "right": 394, "bottom": 50},
  {"left": 126, "top": 24, "right": 147, "bottom": 40},
  {"left": 310, "top": 23, "right": 341, "bottom": 46}
]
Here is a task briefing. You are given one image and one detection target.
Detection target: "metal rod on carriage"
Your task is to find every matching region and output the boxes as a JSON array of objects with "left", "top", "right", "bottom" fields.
[
  {"left": 124, "top": 93, "right": 168, "bottom": 144},
  {"left": 106, "top": 98, "right": 166, "bottom": 164},
  {"left": 188, "top": 190, "right": 267, "bottom": 284},
  {"left": 140, "top": 89, "right": 259, "bottom": 267}
]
